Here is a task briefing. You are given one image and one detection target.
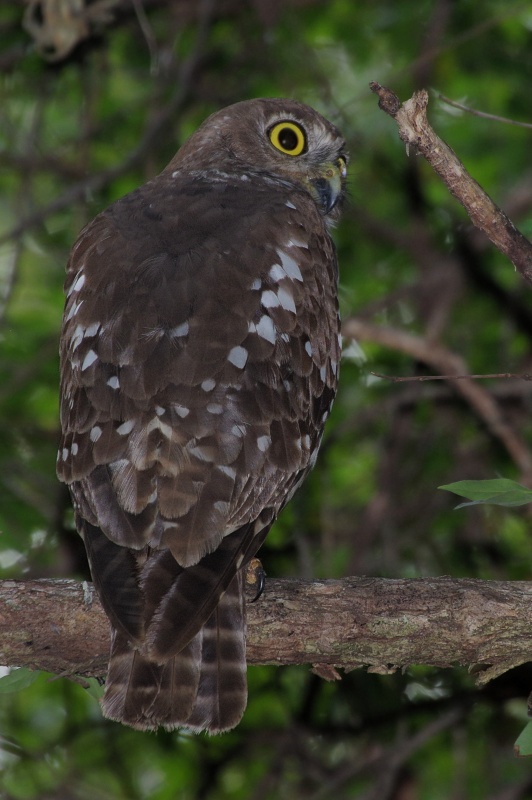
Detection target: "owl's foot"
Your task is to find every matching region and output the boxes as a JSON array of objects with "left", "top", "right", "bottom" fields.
[{"left": 245, "top": 557, "right": 265, "bottom": 602}]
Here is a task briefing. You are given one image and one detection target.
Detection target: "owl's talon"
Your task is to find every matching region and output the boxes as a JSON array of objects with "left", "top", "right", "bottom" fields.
[{"left": 245, "top": 557, "right": 266, "bottom": 602}]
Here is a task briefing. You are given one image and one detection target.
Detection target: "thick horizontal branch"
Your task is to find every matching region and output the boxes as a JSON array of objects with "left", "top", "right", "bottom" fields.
[
  {"left": 2, "top": 577, "right": 532, "bottom": 686},
  {"left": 369, "top": 82, "right": 532, "bottom": 285}
]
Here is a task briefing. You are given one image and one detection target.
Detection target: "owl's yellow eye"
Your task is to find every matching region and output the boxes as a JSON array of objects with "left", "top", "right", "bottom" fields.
[{"left": 268, "top": 121, "right": 307, "bottom": 156}]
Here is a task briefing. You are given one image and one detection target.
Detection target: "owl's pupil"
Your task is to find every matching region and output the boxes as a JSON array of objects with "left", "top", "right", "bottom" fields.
[{"left": 279, "top": 128, "right": 298, "bottom": 151}]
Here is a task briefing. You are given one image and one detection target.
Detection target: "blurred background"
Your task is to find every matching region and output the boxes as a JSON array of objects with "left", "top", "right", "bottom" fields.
[{"left": 2, "top": 1, "right": 532, "bottom": 797}]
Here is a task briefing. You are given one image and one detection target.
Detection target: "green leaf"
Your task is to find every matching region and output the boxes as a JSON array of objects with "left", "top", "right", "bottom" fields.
[
  {"left": 514, "top": 721, "right": 532, "bottom": 757},
  {"left": 0, "top": 668, "right": 42, "bottom": 694},
  {"left": 439, "top": 479, "right": 532, "bottom": 508}
]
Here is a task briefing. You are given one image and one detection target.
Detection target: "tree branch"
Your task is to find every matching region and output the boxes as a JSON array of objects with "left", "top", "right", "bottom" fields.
[
  {"left": 342, "top": 317, "right": 532, "bottom": 481},
  {"left": 369, "top": 82, "right": 532, "bottom": 285},
  {"left": 2, "top": 577, "right": 532, "bottom": 686}
]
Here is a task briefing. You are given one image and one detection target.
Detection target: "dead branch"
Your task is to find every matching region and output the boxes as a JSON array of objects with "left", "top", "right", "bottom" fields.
[
  {"left": 2, "top": 576, "right": 532, "bottom": 687},
  {"left": 369, "top": 82, "right": 532, "bottom": 285}
]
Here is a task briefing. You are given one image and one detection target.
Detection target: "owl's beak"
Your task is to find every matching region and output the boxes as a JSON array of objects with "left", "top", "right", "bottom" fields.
[{"left": 308, "top": 158, "right": 346, "bottom": 214}]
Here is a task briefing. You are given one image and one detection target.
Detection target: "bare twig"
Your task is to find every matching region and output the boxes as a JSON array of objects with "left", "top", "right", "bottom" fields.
[
  {"left": 438, "top": 93, "right": 532, "bottom": 130},
  {"left": 369, "top": 82, "right": 532, "bottom": 285},
  {"left": 343, "top": 317, "right": 532, "bottom": 480},
  {"left": 371, "top": 371, "right": 532, "bottom": 383}
]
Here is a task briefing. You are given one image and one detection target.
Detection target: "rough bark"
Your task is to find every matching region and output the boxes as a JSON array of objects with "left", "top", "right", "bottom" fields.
[
  {"left": 2, "top": 577, "right": 532, "bottom": 686},
  {"left": 369, "top": 82, "right": 532, "bottom": 286}
]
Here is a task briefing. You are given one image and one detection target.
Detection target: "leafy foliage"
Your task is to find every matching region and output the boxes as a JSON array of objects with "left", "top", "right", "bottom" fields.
[{"left": 2, "top": 0, "right": 532, "bottom": 796}]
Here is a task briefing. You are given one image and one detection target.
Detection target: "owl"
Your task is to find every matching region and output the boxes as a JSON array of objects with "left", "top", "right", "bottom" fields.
[{"left": 57, "top": 98, "right": 347, "bottom": 733}]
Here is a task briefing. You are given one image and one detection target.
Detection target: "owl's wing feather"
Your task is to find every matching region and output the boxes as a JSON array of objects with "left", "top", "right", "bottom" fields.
[{"left": 59, "top": 165, "right": 341, "bottom": 732}]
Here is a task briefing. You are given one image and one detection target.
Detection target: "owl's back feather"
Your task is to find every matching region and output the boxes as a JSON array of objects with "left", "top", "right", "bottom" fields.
[{"left": 58, "top": 98, "right": 346, "bottom": 732}]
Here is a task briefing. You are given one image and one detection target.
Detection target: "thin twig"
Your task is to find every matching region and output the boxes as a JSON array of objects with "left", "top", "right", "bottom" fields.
[
  {"left": 371, "top": 371, "right": 532, "bottom": 383},
  {"left": 438, "top": 93, "right": 532, "bottom": 129},
  {"left": 343, "top": 317, "right": 532, "bottom": 480}
]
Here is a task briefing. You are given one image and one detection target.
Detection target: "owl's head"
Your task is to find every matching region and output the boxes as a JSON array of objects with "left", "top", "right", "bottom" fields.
[{"left": 167, "top": 98, "right": 348, "bottom": 220}]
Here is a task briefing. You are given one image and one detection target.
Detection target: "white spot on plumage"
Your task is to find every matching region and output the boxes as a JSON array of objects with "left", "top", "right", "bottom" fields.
[
  {"left": 250, "top": 278, "right": 261, "bottom": 290},
  {"left": 320, "top": 365, "right": 327, "bottom": 382},
  {"left": 257, "top": 435, "right": 271, "bottom": 452},
  {"left": 146, "top": 416, "right": 173, "bottom": 438},
  {"left": 81, "top": 349, "right": 98, "bottom": 371},
  {"left": 107, "top": 375, "right": 120, "bottom": 389},
  {"left": 155, "top": 405, "right": 165, "bottom": 416},
  {"left": 207, "top": 403, "right": 224, "bottom": 415},
  {"left": 285, "top": 200, "right": 297, "bottom": 210},
  {"left": 303, "top": 434, "right": 311, "bottom": 449},
  {"left": 227, "top": 345, "right": 248, "bottom": 369},
  {"left": 171, "top": 321, "right": 189, "bottom": 337},
  {"left": 174, "top": 404, "right": 190, "bottom": 418},
  {"left": 277, "top": 250, "right": 303, "bottom": 281},
  {"left": 71, "top": 272, "right": 85, "bottom": 293},
  {"left": 286, "top": 237, "right": 308, "bottom": 250},
  {"left": 84, "top": 322, "right": 100, "bottom": 338},
  {"left": 66, "top": 299, "right": 83, "bottom": 321},
  {"left": 90, "top": 426, "right": 102, "bottom": 442},
  {"left": 277, "top": 287, "right": 296, "bottom": 313},
  {"left": 269, "top": 264, "right": 285, "bottom": 282},
  {"left": 255, "top": 315, "right": 277, "bottom": 344},
  {"left": 62, "top": 447, "right": 69, "bottom": 461},
  {"left": 304, "top": 341, "right": 313, "bottom": 357},
  {"left": 201, "top": 378, "right": 216, "bottom": 392},
  {"left": 280, "top": 333, "right": 290, "bottom": 343},
  {"left": 71, "top": 442, "right": 79, "bottom": 456},
  {"left": 218, "top": 465, "right": 237, "bottom": 480},
  {"left": 261, "top": 290, "right": 279, "bottom": 309},
  {"left": 71, "top": 324, "right": 84, "bottom": 351},
  {"left": 117, "top": 419, "right": 135, "bottom": 435},
  {"left": 231, "top": 424, "right": 246, "bottom": 437}
]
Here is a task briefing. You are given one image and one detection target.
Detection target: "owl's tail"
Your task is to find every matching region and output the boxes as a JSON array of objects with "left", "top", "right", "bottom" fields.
[{"left": 100, "top": 572, "right": 247, "bottom": 733}]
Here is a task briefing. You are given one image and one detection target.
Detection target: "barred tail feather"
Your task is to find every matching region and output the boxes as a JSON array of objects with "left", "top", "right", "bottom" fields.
[{"left": 101, "top": 573, "right": 247, "bottom": 733}]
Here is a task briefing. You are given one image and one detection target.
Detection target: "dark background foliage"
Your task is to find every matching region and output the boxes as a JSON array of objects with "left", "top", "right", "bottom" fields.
[{"left": 1, "top": 0, "right": 532, "bottom": 797}]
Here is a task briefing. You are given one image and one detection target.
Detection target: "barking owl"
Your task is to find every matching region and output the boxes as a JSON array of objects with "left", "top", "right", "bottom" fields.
[{"left": 57, "top": 98, "right": 347, "bottom": 733}]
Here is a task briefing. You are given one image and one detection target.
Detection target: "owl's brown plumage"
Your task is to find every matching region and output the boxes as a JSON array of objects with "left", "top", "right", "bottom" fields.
[{"left": 58, "top": 98, "right": 347, "bottom": 732}]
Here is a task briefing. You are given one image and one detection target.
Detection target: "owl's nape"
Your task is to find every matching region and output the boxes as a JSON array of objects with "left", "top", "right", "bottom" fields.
[{"left": 57, "top": 98, "right": 347, "bottom": 733}]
